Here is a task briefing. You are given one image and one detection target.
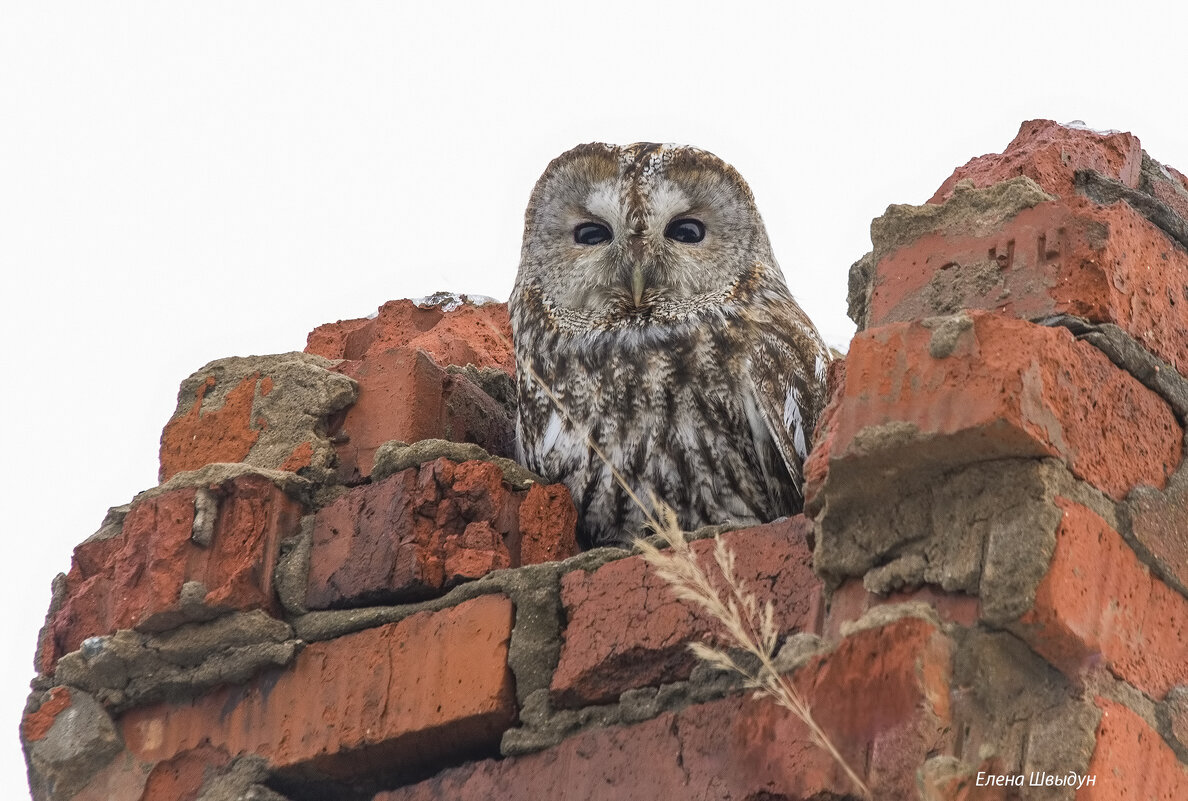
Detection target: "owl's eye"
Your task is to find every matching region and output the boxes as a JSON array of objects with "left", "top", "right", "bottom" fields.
[
  {"left": 574, "top": 222, "right": 613, "bottom": 245},
  {"left": 665, "top": 218, "right": 706, "bottom": 244}
]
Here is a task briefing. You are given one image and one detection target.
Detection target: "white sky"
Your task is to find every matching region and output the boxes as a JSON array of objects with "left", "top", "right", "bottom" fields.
[{"left": 3, "top": 2, "right": 1188, "bottom": 796}]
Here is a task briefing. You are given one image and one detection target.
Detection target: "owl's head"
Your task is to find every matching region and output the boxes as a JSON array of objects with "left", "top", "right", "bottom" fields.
[{"left": 515, "top": 143, "right": 781, "bottom": 322}]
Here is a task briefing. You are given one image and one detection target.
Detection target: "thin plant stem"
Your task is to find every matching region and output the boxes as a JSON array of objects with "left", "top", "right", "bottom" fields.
[{"left": 488, "top": 318, "right": 870, "bottom": 798}]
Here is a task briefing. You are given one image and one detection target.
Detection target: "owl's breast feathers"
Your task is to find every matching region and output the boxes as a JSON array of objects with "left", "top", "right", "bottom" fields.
[{"left": 511, "top": 265, "right": 828, "bottom": 547}]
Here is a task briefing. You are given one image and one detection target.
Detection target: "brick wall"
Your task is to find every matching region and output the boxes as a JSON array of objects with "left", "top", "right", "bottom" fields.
[{"left": 22, "top": 122, "right": 1188, "bottom": 800}]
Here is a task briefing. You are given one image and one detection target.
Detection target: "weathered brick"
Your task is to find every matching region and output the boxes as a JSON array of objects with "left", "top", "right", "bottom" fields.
[
  {"left": 930, "top": 119, "right": 1142, "bottom": 203},
  {"left": 518, "top": 483, "right": 580, "bottom": 565},
  {"left": 805, "top": 312, "right": 1181, "bottom": 506},
  {"left": 21, "top": 686, "right": 73, "bottom": 743},
  {"left": 46, "top": 475, "right": 301, "bottom": 667},
  {"left": 306, "top": 458, "right": 576, "bottom": 609},
  {"left": 1081, "top": 699, "right": 1188, "bottom": 799},
  {"left": 306, "top": 297, "right": 513, "bottom": 374},
  {"left": 551, "top": 517, "right": 822, "bottom": 708},
  {"left": 24, "top": 689, "right": 122, "bottom": 800},
  {"left": 140, "top": 746, "right": 231, "bottom": 801},
  {"left": 1018, "top": 500, "right": 1188, "bottom": 699},
  {"left": 158, "top": 353, "right": 356, "bottom": 482},
  {"left": 825, "top": 579, "right": 980, "bottom": 639},
  {"left": 331, "top": 348, "right": 514, "bottom": 481},
  {"left": 865, "top": 197, "right": 1188, "bottom": 372},
  {"left": 1124, "top": 471, "right": 1188, "bottom": 596},
  {"left": 70, "top": 752, "right": 153, "bottom": 801},
  {"left": 380, "top": 616, "right": 952, "bottom": 801},
  {"left": 120, "top": 595, "right": 516, "bottom": 781}
]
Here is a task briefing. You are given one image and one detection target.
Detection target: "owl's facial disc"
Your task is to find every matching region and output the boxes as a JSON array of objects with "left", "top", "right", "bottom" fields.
[{"left": 519, "top": 142, "right": 774, "bottom": 320}]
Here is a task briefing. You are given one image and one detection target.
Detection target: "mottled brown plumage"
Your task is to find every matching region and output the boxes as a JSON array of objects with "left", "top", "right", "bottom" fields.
[{"left": 510, "top": 143, "right": 829, "bottom": 547}]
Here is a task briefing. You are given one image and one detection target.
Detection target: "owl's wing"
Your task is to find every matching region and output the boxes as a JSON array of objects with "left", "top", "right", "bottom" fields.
[{"left": 744, "top": 317, "right": 828, "bottom": 505}]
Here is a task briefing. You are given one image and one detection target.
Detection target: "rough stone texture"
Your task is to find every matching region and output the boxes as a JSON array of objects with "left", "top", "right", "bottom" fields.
[
  {"left": 551, "top": 517, "right": 822, "bottom": 707},
  {"left": 519, "top": 483, "right": 580, "bottom": 565},
  {"left": 305, "top": 296, "right": 514, "bottom": 375},
  {"left": 806, "top": 311, "right": 1180, "bottom": 519},
  {"left": 1050, "top": 316, "right": 1188, "bottom": 426},
  {"left": 380, "top": 616, "right": 952, "bottom": 801},
  {"left": 825, "top": 579, "right": 980, "bottom": 638},
  {"left": 848, "top": 120, "right": 1188, "bottom": 376},
  {"left": 948, "top": 628, "right": 1100, "bottom": 797},
  {"left": 306, "top": 458, "right": 577, "bottom": 609},
  {"left": 120, "top": 595, "right": 516, "bottom": 783},
  {"left": 1122, "top": 467, "right": 1188, "bottom": 597},
  {"left": 331, "top": 348, "right": 515, "bottom": 482},
  {"left": 1019, "top": 500, "right": 1188, "bottom": 700},
  {"left": 52, "top": 611, "right": 298, "bottom": 713},
  {"left": 1140, "top": 153, "right": 1188, "bottom": 227},
  {"left": 1083, "top": 699, "right": 1188, "bottom": 799},
  {"left": 918, "top": 756, "right": 1012, "bottom": 801},
  {"left": 854, "top": 194, "right": 1188, "bottom": 373},
  {"left": 24, "top": 689, "right": 122, "bottom": 801},
  {"left": 44, "top": 474, "right": 303, "bottom": 670},
  {"left": 846, "top": 176, "right": 1056, "bottom": 327},
  {"left": 1158, "top": 687, "right": 1188, "bottom": 763},
  {"left": 158, "top": 353, "right": 357, "bottom": 483},
  {"left": 372, "top": 438, "right": 543, "bottom": 490},
  {"left": 1077, "top": 160, "right": 1188, "bottom": 254},
  {"left": 929, "top": 119, "right": 1143, "bottom": 204},
  {"left": 70, "top": 752, "right": 153, "bottom": 801}
]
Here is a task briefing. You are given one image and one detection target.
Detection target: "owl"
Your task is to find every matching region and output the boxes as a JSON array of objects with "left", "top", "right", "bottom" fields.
[{"left": 510, "top": 143, "right": 829, "bottom": 548}]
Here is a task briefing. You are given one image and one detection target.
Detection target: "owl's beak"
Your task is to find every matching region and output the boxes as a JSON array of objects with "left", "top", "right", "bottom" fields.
[{"left": 631, "top": 265, "right": 646, "bottom": 307}]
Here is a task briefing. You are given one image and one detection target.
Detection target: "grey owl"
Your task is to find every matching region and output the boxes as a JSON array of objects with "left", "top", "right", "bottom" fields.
[{"left": 510, "top": 143, "right": 829, "bottom": 548}]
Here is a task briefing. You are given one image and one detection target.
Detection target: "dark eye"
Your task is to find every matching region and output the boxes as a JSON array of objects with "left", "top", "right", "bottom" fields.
[
  {"left": 665, "top": 218, "right": 706, "bottom": 243},
  {"left": 574, "top": 222, "right": 612, "bottom": 245}
]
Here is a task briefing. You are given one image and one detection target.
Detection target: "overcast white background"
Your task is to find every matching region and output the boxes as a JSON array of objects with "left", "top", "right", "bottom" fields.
[{"left": 3, "top": 1, "right": 1187, "bottom": 796}]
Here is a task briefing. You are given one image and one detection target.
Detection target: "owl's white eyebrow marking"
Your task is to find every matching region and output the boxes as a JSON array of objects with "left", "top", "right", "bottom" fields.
[
  {"left": 645, "top": 182, "right": 692, "bottom": 226},
  {"left": 584, "top": 182, "right": 621, "bottom": 228}
]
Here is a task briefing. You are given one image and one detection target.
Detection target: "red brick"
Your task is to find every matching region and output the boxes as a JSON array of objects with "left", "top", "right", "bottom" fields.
[
  {"left": 306, "top": 298, "right": 514, "bottom": 374},
  {"left": 141, "top": 746, "right": 230, "bottom": 801},
  {"left": 278, "top": 440, "right": 314, "bottom": 472},
  {"left": 550, "top": 517, "right": 823, "bottom": 707},
  {"left": 306, "top": 316, "right": 371, "bottom": 358},
  {"left": 159, "top": 375, "right": 260, "bottom": 480},
  {"left": 380, "top": 616, "right": 952, "bottom": 801},
  {"left": 307, "top": 459, "right": 575, "bottom": 609},
  {"left": 46, "top": 475, "right": 300, "bottom": 667},
  {"left": 72, "top": 752, "right": 154, "bottom": 801},
  {"left": 930, "top": 119, "right": 1142, "bottom": 203},
  {"left": 518, "top": 483, "right": 580, "bottom": 565},
  {"left": 805, "top": 312, "right": 1180, "bottom": 504},
  {"left": 332, "top": 349, "right": 514, "bottom": 481},
  {"left": 1019, "top": 500, "right": 1188, "bottom": 699},
  {"left": 1080, "top": 699, "right": 1188, "bottom": 799},
  {"left": 21, "top": 686, "right": 72, "bottom": 743},
  {"left": 121, "top": 595, "right": 516, "bottom": 780},
  {"left": 866, "top": 197, "right": 1188, "bottom": 372},
  {"left": 158, "top": 356, "right": 357, "bottom": 483}
]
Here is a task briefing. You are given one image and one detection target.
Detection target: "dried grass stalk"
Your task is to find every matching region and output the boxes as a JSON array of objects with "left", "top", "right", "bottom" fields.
[
  {"left": 635, "top": 500, "right": 871, "bottom": 799},
  {"left": 500, "top": 320, "right": 869, "bottom": 798}
]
